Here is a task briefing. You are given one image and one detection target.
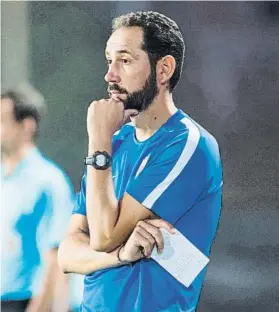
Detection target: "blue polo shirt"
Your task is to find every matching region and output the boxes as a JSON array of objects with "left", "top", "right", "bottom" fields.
[
  {"left": 74, "top": 109, "right": 223, "bottom": 312},
  {"left": 1, "top": 147, "right": 75, "bottom": 301}
]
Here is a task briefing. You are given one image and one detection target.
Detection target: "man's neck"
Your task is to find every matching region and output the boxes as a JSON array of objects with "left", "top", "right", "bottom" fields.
[
  {"left": 131, "top": 92, "right": 178, "bottom": 142},
  {"left": 2, "top": 142, "right": 35, "bottom": 176}
]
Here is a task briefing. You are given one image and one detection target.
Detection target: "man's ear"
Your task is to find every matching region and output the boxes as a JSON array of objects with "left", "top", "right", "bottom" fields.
[
  {"left": 157, "top": 55, "right": 176, "bottom": 87},
  {"left": 22, "top": 117, "right": 37, "bottom": 139}
]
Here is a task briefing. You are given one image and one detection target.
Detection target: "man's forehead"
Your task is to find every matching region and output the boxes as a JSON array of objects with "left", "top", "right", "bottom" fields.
[{"left": 106, "top": 27, "right": 143, "bottom": 54}]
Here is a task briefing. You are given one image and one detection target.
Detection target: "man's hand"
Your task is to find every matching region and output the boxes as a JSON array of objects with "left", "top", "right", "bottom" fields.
[
  {"left": 120, "top": 219, "right": 176, "bottom": 262},
  {"left": 87, "top": 99, "right": 138, "bottom": 140}
]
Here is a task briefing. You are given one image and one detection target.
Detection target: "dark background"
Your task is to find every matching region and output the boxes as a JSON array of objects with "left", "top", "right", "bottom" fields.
[{"left": 6, "top": 1, "right": 279, "bottom": 311}]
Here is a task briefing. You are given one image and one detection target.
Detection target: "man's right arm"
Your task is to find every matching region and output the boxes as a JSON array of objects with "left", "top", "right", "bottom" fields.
[
  {"left": 58, "top": 214, "right": 174, "bottom": 275},
  {"left": 57, "top": 214, "right": 123, "bottom": 275}
]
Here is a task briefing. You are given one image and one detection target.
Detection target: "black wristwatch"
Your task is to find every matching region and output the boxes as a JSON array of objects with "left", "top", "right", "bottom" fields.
[{"left": 84, "top": 151, "right": 112, "bottom": 170}]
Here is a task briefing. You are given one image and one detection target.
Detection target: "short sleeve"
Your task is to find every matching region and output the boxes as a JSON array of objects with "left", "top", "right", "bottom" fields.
[
  {"left": 72, "top": 173, "right": 87, "bottom": 216},
  {"left": 46, "top": 173, "right": 75, "bottom": 248},
  {"left": 126, "top": 127, "right": 211, "bottom": 225}
]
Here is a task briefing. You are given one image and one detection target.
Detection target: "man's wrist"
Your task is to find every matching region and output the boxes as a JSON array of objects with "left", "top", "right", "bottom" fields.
[
  {"left": 88, "top": 138, "right": 112, "bottom": 155},
  {"left": 116, "top": 245, "right": 130, "bottom": 265}
]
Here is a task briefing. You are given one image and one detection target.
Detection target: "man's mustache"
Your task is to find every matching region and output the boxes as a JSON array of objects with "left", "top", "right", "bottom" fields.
[{"left": 107, "top": 85, "right": 128, "bottom": 94}]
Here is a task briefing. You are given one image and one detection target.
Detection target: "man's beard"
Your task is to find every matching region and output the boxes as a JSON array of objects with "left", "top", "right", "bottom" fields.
[{"left": 108, "top": 66, "right": 158, "bottom": 112}]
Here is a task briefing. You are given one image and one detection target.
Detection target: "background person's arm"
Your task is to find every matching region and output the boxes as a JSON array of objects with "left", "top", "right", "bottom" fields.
[
  {"left": 26, "top": 249, "right": 69, "bottom": 312},
  {"left": 27, "top": 170, "right": 76, "bottom": 312}
]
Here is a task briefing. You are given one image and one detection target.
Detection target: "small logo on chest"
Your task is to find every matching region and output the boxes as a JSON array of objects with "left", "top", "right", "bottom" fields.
[{"left": 135, "top": 154, "right": 151, "bottom": 178}]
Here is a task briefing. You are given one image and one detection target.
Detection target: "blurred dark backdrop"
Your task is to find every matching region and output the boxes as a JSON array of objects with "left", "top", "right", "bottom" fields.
[{"left": 4, "top": 1, "right": 279, "bottom": 311}]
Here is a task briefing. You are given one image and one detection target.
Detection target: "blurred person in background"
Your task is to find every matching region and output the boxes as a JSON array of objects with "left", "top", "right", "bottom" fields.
[
  {"left": 0, "top": 82, "right": 75, "bottom": 312},
  {"left": 68, "top": 274, "right": 84, "bottom": 312},
  {"left": 59, "top": 11, "right": 222, "bottom": 312}
]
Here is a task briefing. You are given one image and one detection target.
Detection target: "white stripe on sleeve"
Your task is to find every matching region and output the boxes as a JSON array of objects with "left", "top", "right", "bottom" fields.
[{"left": 142, "top": 117, "right": 200, "bottom": 209}]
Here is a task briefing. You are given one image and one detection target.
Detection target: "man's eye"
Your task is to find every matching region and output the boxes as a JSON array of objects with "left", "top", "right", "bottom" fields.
[
  {"left": 106, "top": 60, "right": 112, "bottom": 66},
  {"left": 122, "top": 59, "right": 130, "bottom": 64}
]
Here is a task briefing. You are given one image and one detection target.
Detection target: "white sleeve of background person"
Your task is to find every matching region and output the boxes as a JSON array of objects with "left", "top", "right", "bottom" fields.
[{"left": 46, "top": 170, "right": 75, "bottom": 248}]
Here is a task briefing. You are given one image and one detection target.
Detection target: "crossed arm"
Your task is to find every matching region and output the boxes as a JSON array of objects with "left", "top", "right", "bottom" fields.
[
  {"left": 58, "top": 214, "right": 174, "bottom": 275},
  {"left": 58, "top": 214, "right": 124, "bottom": 274},
  {"left": 60, "top": 133, "right": 193, "bottom": 271},
  {"left": 58, "top": 141, "right": 173, "bottom": 274}
]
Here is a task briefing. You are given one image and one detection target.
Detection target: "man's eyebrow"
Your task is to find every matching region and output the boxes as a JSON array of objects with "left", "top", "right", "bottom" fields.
[
  {"left": 105, "top": 49, "right": 138, "bottom": 59},
  {"left": 117, "top": 49, "right": 133, "bottom": 55}
]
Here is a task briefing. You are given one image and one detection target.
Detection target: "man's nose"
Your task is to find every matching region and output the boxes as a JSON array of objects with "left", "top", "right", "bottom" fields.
[{"left": 104, "top": 64, "right": 121, "bottom": 84}]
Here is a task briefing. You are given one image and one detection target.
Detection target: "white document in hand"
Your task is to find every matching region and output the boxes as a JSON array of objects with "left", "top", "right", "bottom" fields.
[{"left": 150, "top": 228, "right": 210, "bottom": 288}]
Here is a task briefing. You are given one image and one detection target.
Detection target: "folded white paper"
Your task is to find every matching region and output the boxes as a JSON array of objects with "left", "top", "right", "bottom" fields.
[{"left": 151, "top": 228, "right": 210, "bottom": 288}]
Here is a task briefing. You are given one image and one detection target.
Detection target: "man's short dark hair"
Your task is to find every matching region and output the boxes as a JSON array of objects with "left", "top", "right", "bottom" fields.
[
  {"left": 1, "top": 82, "right": 46, "bottom": 125},
  {"left": 112, "top": 11, "right": 185, "bottom": 92}
]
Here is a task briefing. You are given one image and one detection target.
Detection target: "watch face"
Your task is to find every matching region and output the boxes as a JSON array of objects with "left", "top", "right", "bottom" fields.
[{"left": 95, "top": 154, "right": 106, "bottom": 166}]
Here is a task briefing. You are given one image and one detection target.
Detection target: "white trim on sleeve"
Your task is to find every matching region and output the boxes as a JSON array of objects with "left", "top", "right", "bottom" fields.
[{"left": 142, "top": 117, "right": 200, "bottom": 209}]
